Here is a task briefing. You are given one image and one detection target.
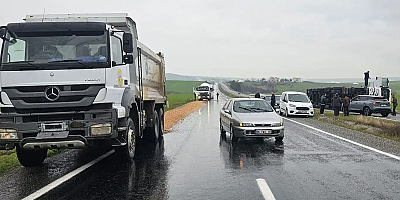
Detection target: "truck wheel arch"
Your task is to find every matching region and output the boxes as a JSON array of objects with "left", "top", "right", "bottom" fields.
[{"left": 121, "top": 88, "right": 135, "bottom": 117}]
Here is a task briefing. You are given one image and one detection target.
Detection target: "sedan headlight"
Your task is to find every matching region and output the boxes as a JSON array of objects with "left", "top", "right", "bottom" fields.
[
  {"left": 240, "top": 123, "right": 254, "bottom": 127},
  {"left": 0, "top": 129, "right": 18, "bottom": 139},
  {"left": 309, "top": 105, "right": 313, "bottom": 108},
  {"left": 272, "top": 122, "right": 284, "bottom": 127},
  {"left": 90, "top": 123, "right": 112, "bottom": 136},
  {"left": 289, "top": 104, "right": 296, "bottom": 107}
]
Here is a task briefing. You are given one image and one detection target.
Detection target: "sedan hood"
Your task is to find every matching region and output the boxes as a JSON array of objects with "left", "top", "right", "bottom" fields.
[{"left": 233, "top": 112, "right": 281, "bottom": 123}]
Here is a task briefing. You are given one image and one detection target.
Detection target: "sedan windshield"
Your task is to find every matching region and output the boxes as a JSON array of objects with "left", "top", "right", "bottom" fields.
[
  {"left": 233, "top": 100, "right": 274, "bottom": 113},
  {"left": 1, "top": 31, "right": 108, "bottom": 70},
  {"left": 288, "top": 94, "right": 310, "bottom": 103}
]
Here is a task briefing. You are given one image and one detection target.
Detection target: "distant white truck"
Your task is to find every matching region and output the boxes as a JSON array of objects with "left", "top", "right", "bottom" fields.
[
  {"left": 194, "top": 82, "right": 214, "bottom": 100},
  {"left": 0, "top": 13, "right": 166, "bottom": 166}
]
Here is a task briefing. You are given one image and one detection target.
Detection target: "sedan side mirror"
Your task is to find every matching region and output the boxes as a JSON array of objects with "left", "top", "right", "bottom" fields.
[{"left": 224, "top": 109, "right": 231, "bottom": 114}]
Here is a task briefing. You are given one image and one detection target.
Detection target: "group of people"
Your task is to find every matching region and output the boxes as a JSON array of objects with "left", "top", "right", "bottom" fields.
[
  {"left": 320, "top": 93, "right": 351, "bottom": 116},
  {"left": 255, "top": 92, "right": 276, "bottom": 107}
]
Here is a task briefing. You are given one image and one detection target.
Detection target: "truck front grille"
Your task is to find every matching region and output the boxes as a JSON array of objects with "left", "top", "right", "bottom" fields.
[{"left": 3, "top": 84, "right": 104, "bottom": 110}]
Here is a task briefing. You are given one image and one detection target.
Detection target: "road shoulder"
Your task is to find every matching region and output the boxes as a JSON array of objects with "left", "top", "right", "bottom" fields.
[{"left": 287, "top": 117, "right": 400, "bottom": 158}]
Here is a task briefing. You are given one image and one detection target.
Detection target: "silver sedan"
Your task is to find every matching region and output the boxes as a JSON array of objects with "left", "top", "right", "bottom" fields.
[{"left": 220, "top": 98, "right": 284, "bottom": 143}]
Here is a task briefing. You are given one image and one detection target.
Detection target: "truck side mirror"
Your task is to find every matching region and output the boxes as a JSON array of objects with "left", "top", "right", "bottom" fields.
[
  {"left": 124, "top": 55, "right": 134, "bottom": 64},
  {"left": 123, "top": 33, "right": 133, "bottom": 53}
]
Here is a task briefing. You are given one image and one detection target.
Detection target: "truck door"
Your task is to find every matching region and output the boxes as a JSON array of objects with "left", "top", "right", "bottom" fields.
[{"left": 106, "top": 31, "right": 130, "bottom": 90}]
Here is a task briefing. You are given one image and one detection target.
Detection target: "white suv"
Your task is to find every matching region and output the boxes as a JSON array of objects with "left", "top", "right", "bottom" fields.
[{"left": 280, "top": 92, "right": 314, "bottom": 117}]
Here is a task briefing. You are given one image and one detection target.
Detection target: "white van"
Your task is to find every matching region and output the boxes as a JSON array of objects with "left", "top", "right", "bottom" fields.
[{"left": 280, "top": 92, "right": 314, "bottom": 117}]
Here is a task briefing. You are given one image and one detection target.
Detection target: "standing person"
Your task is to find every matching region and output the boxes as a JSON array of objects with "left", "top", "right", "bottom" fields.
[
  {"left": 216, "top": 92, "right": 219, "bottom": 101},
  {"left": 392, "top": 94, "right": 397, "bottom": 116},
  {"left": 320, "top": 93, "right": 327, "bottom": 115},
  {"left": 332, "top": 93, "right": 342, "bottom": 116},
  {"left": 255, "top": 92, "right": 261, "bottom": 98},
  {"left": 270, "top": 92, "right": 276, "bottom": 107},
  {"left": 364, "top": 71, "right": 370, "bottom": 87},
  {"left": 342, "top": 95, "right": 350, "bottom": 116},
  {"left": 193, "top": 92, "right": 196, "bottom": 101}
]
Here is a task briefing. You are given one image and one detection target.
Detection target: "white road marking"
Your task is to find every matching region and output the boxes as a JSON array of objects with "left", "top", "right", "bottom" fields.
[
  {"left": 256, "top": 178, "right": 276, "bottom": 200},
  {"left": 22, "top": 150, "right": 115, "bottom": 200},
  {"left": 284, "top": 118, "right": 400, "bottom": 161}
]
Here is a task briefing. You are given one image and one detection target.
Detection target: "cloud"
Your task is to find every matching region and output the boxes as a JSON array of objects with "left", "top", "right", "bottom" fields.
[{"left": 1, "top": 0, "right": 399, "bottom": 79}]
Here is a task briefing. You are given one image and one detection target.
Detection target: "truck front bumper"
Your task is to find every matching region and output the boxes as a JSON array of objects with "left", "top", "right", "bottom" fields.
[{"left": 0, "top": 108, "right": 119, "bottom": 150}]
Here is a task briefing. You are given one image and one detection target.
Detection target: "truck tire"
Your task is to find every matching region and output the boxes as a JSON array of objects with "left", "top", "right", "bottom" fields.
[
  {"left": 146, "top": 110, "right": 160, "bottom": 143},
  {"left": 158, "top": 108, "right": 164, "bottom": 141},
  {"left": 16, "top": 146, "right": 47, "bottom": 167},
  {"left": 115, "top": 118, "right": 137, "bottom": 161}
]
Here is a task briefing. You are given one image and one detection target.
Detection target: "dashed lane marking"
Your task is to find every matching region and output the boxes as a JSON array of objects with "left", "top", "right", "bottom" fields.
[{"left": 256, "top": 178, "right": 276, "bottom": 200}]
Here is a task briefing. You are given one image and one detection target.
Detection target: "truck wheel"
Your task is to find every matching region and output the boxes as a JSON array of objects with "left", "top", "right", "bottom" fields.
[
  {"left": 158, "top": 108, "right": 164, "bottom": 141},
  {"left": 381, "top": 113, "right": 389, "bottom": 117},
  {"left": 363, "top": 107, "right": 371, "bottom": 116},
  {"left": 115, "top": 118, "right": 137, "bottom": 161},
  {"left": 147, "top": 110, "right": 160, "bottom": 143},
  {"left": 16, "top": 146, "right": 47, "bottom": 167}
]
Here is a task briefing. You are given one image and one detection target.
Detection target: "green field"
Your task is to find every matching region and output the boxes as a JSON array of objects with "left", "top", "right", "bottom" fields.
[
  {"left": 166, "top": 80, "right": 203, "bottom": 110},
  {"left": 166, "top": 80, "right": 203, "bottom": 94}
]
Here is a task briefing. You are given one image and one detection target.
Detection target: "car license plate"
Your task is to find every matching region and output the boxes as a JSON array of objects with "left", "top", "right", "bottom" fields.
[
  {"left": 36, "top": 131, "right": 69, "bottom": 139},
  {"left": 255, "top": 130, "right": 272, "bottom": 134},
  {"left": 298, "top": 110, "right": 307, "bottom": 113},
  {"left": 381, "top": 104, "right": 387, "bottom": 107}
]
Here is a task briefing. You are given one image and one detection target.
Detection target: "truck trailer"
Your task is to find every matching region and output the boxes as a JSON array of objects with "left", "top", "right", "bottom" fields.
[
  {"left": 307, "top": 78, "right": 391, "bottom": 108},
  {"left": 0, "top": 13, "right": 166, "bottom": 166}
]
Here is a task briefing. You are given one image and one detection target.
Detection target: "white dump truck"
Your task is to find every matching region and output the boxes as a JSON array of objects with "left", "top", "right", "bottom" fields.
[
  {"left": 193, "top": 82, "right": 214, "bottom": 100},
  {"left": 0, "top": 13, "right": 166, "bottom": 166}
]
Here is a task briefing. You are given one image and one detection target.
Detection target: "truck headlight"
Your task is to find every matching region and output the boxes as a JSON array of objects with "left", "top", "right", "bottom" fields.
[
  {"left": 289, "top": 104, "right": 296, "bottom": 107},
  {"left": 0, "top": 129, "right": 18, "bottom": 139},
  {"left": 90, "top": 123, "right": 112, "bottom": 136},
  {"left": 240, "top": 123, "right": 254, "bottom": 127}
]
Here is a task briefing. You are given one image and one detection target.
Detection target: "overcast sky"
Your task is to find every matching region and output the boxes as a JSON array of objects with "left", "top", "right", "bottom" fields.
[{"left": 1, "top": 0, "right": 399, "bottom": 79}]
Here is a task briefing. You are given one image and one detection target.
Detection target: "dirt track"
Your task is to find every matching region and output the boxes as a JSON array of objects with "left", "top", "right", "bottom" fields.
[{"left": 164, "top": 101, "right": 205, "bottom": 132}]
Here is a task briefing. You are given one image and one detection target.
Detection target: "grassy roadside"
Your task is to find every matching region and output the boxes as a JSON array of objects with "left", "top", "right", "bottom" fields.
[
  {"left": 166, "top": 94, "right": 195, "bottom": 111},
  {"left": 0, "top": 149, "right": 64, "bottom": 175},
  {"left": 312, "top": 109, "right": 400, "bottom": 142}
]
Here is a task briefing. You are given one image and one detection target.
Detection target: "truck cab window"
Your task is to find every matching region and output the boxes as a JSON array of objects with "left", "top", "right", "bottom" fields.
[
  {"left": 6, "top": 39, "right": 26, "bottom": 62},
  {"left": 111, "top": 36, "right": 123, "bottom": 65}
]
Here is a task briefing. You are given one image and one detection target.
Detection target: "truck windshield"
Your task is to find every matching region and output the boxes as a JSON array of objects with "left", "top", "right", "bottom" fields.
[
  {"left": 288, "top": 94, "right": 310, "bottom": 103},
  {"left": 1, "top": 31, "right": 108, "bottom": 70},
  {"left": 196, "top": 86, "right": 209, "bottom": 91}
]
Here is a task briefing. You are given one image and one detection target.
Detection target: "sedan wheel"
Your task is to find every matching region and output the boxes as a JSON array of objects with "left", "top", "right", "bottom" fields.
[
  {"left": 230, "top": 126, "right": 238, "bottom": 142},
  {"left": 363, "top": 107, "right": 371, "bottom": 116}
]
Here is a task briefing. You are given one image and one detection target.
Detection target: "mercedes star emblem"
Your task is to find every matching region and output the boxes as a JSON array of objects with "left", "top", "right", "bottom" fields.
[
  {"left": 50, "top": 72, "right": 54, "bottom": 77},
  {"left": 44, "top": 86, "right": 60, "bottom": 101}
]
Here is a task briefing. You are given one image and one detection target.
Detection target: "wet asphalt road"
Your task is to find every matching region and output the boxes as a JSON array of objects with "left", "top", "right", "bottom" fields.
[{"left": 0, "top": 94, "right": 399, "bottom": 200}]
